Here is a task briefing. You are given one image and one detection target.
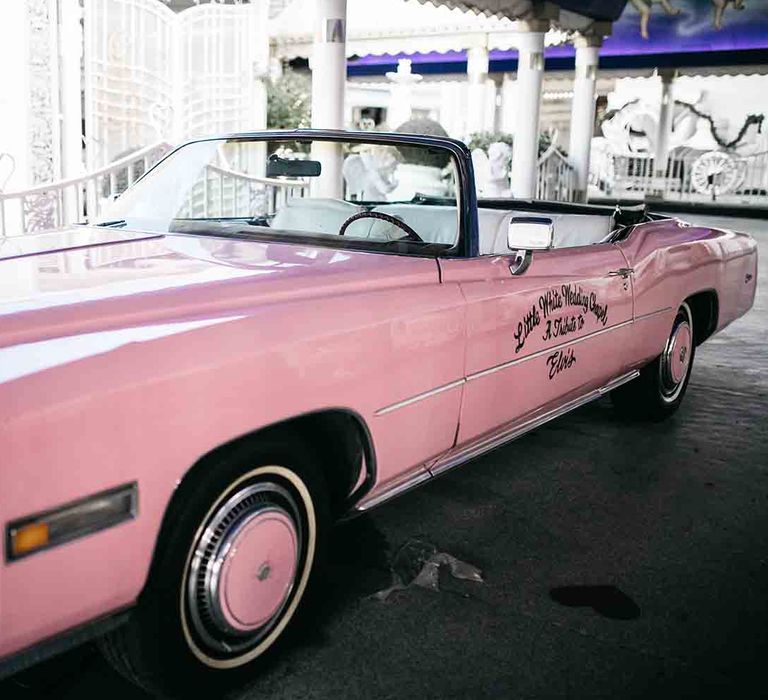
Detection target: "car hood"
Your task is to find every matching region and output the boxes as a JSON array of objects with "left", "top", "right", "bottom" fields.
[{"left": 0, "top": 226, "right": 433, "bottom": 349}]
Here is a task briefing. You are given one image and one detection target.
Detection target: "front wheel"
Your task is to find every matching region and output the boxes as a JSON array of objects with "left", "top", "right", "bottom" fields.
[
  {"left": 612, "top": 301, "right": 695, "bottom": 421},
  {"left": 99, "top": 437, "right": 329, "bottom": 695}
]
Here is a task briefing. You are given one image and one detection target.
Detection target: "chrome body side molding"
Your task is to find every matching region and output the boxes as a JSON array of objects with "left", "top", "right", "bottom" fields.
[
  {"left": 464, "top": 319, "right": 634, "bottom": 383},
  {"left": 353, "top": 467, "right": 433, "bottom": 512},
  {"left": 429, "top": 370, "right": 638, "bottom": 478},
  {"left": 354, "top": 369, "right": 640, "bottom": 513},
  {"left": 634, "top": 306, "right": 673, "bottom": 322},
  {"left": 374, "top": 316, "right": 646, "bottom": 416},
  {"left": 375, "top": 378, "right": 465, "bottom": 416}
]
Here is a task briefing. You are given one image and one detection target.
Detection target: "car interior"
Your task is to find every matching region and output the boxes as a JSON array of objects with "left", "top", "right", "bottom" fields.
[
  {"left": 147, "top": 138, "right": 655, "bottom": 252},
  {"left": 268, "top": 197, "right": 644, "bottom": 253}
]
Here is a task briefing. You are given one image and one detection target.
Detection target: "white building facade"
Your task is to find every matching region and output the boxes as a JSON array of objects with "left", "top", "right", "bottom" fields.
[{"left": 1, "top": 0, "right": 766, "bottom": 235}]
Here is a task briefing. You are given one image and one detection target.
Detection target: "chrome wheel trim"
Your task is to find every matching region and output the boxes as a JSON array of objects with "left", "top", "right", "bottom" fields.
[
  {"left": 180, "top": 465, "right": 316, "bottom": 670},
  {"left": 187, "top": 484, "right": 301, "bottom": 652},
  {"left": 659, "top": 302, "right": 693, "bottom": 404}
]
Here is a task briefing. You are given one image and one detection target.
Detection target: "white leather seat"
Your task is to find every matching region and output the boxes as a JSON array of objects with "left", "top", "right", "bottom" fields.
[
  {"left": 270, "top": 199, "right": 612, "bottom": 251},
  {"left": 478, "top": 209, "right": 515, "bottom": 254},
  {"left": 550, "top": 214, "right": 613, "bottom": 249},
  {"left": 370, "top": 204, "right": 459, "bottom": 245},
  {"left": 478, "top": 207, "right": 614, "bottom": 254},
  {"left": 271, "top": 198, "right": 363, "bottom": 236}
]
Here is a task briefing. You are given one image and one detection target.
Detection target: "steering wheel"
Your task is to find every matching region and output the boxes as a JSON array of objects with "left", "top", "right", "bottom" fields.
[{"left": 338, "top": 211, "right": 424, "bottom": 243}]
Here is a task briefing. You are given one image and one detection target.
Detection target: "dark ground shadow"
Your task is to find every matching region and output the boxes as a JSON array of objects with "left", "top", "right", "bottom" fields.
[
  {"left": 281, "top": 514, "right": 393, "bottom": 649},
  {"left": 549, "top": 585, "right": 642, "bottom": 620},
  {"left": 0, "top": 516, "right": 393, "bottom": 699}
]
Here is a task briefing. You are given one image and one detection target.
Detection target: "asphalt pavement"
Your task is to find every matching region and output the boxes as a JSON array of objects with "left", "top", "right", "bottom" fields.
[{"left": 3, "top": 213, "right": 766, "bottom": 699}]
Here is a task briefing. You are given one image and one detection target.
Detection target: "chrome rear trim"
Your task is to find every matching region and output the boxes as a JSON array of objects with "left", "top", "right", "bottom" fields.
[{"left": 354, "top": 369, "right": 639, "bottom": 513}]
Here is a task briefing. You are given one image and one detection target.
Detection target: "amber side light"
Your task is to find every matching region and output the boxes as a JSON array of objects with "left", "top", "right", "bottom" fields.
[
  {"left": 5, "top": 483, "right": 137, "bottom": 562},
  {"left": 10, "top": 522, "right": 50, "bottom": 557}
]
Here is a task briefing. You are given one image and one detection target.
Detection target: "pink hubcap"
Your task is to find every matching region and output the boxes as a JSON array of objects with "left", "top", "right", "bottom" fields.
[
  {"left": 185, "top": 480, "right": 305, "bottom": 658},
  {"left": 667, "top": 321, "right": 692, "bottom": 385},
  {"left": 218, "top": 510, "right": 298, "bottom": 632}
]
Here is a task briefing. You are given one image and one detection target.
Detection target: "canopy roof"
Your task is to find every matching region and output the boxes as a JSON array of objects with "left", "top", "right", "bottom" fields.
[
  {"left": 417, "top": 0, "right": 628, "bottom": 22},
  {"left": 270, "top": 0, "right": 569, "bottom": 59}
]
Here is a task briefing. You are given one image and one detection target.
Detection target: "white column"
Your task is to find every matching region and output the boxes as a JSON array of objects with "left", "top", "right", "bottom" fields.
[
  {"left": 489, "top": 79, "right": 502, "bottom": 132},
  {"left": 654, "top": 69, "right": 675, "bottom": 180},
  {"left": 59, "top": 0, "right": 83, "bottom": 178},
  {"left": 465, "top": 45, "right": 489, "bottom": 138},
  {"left": 568, "top": 35, "right": 601, "bottom": 202},
  {"left": 500, "top": 73, "right": 517, "bottom": 134},
  {"left": 439, "top": 81, "right": 464, "bottom": 138},
  {"left": 310, "top": 0, "right": 347, "bottom": 198},
  {"left": 248, "top": 1, "right": 270, "bottom": 177},
  {"left": 249, "top": 0, "right": 269, "bottom": 133},
  {"left": 0, "top": 2, "right": 30, "bottom": 194},
  {"left": 510, "top": 23, "right": 546, "bottom": 199},
  {"left": 59, "top": 0, "right": 84, "bottom": 222},
  {"left": 0, "top": 1, "right": 29, "bottom": 235}
]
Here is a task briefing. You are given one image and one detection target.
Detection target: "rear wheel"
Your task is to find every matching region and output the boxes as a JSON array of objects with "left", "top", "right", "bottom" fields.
[
  {"left": 612, "top": 302, "right": 695, "bottom": 421},
  {"left": 99, "top": 437, "right": 329, "bottom": 695}
]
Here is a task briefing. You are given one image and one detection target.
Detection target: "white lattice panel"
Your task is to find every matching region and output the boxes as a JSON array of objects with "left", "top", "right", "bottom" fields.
[
  {"left": 84, "top": 0, "right": 176, "bottom": 168},
  {"left": 178, "top": 3, "right": 268, "bottom": 139},
  {"left": 84, "top": 0, "right": 268, "bottom": 169}
]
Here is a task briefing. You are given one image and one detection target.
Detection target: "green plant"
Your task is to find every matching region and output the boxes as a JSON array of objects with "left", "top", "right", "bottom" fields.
[
  {"left": 394, "top": 118, "right": 451, "bottom": 168},
  {"left": 538, "top": 131, "right": 567, "bottom": 157},
  {"left": 467, "top": 131, "right": 514, "bottom": 153},
  {"left": 266, "top": 69, "right": 311, "bottom": 130}
]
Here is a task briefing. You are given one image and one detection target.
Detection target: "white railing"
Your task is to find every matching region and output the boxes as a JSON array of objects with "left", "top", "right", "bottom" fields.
[
  {"left": 0, "top": 142, "right": 172, "bottom": 237},
  {"left": 536, "top": 145, "right": 577, "bottom": 202},
  {"left": 180, "top": 164, "right": 309, "bottom": 220},
  {"left": 0, "top": 146, "right": 310, "bottom": 237},
  {"left": 590, "top": 149, "right": 768, "bottom": 205}
]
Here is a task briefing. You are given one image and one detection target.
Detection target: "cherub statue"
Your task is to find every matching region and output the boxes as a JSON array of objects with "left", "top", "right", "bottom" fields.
[
  {"left": 630, "top": 0, "right": 681, "bottom": 39},
  {"left": 487, "top": 142, "right": 512, "bottom": 197},
  {"left": 471, "top": 149, "right": 491, "bottom": 197},
  {"left": 342, "top": 147, "right": 399, "bottom": 201},
  {"left": 712, "top": 0, "right": 746, "bottom": 30},
  {"left": 471, "top": 142, "right": 512, "bottom": 198},
  {"left": 631, "top": 0, "right": 747, "bottom": 38}
]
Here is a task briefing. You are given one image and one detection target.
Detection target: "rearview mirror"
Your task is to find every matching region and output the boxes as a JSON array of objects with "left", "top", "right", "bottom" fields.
[
  {"left": 266, "top": 154, "right": 321, "bottom": 178},
  {"left": 507, "top": 216, "right": 554, "bottom": 251}
]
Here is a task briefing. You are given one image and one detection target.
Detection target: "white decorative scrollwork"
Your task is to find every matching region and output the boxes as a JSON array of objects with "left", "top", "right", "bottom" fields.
[
  {"left": 23, "top": 191, "right": 59, "bottom": 233},
  {"left": 0, "top": 153, "right": 16, "bottom": 192},
  {"left": 27, "top": 0, "right": 58, "bottom": 190}
]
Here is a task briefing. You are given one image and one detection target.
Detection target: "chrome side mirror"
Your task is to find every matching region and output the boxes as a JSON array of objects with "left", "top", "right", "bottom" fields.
[
  {"left": 507, "top": 216, "right": 554, "bottom": 251},
  {"left": 507, "top": 216, "right": 553, "bottom": 276}
]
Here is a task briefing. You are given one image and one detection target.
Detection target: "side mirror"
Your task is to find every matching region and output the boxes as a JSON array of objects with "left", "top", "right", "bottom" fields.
[{"left": 507, "top": 216, "right": 554, "bottom": 251}]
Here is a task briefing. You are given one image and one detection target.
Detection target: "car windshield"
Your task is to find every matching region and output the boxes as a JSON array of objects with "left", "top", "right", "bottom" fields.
[{"left": 96, "top": 135, "right": 462, "bottom": 251}]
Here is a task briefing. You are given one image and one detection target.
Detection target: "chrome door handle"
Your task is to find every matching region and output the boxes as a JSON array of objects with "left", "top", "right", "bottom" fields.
[{"left": 607, "top": 267, "right": 633, "bottom": 278}]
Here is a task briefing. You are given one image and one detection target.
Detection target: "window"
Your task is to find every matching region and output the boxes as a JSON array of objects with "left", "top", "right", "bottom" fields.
[{"left": 99, "top": 135, "right": 462, "bottom": 252}]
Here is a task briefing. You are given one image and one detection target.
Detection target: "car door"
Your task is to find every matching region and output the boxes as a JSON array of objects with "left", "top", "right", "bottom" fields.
[{"left": 439, "top": 240, "right": 634, "bottom": 446}]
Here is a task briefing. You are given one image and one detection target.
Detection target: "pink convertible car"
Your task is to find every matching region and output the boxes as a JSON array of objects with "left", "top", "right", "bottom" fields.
[{"left": 0, "top": 130, "right": 757, "bottom": 693}]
